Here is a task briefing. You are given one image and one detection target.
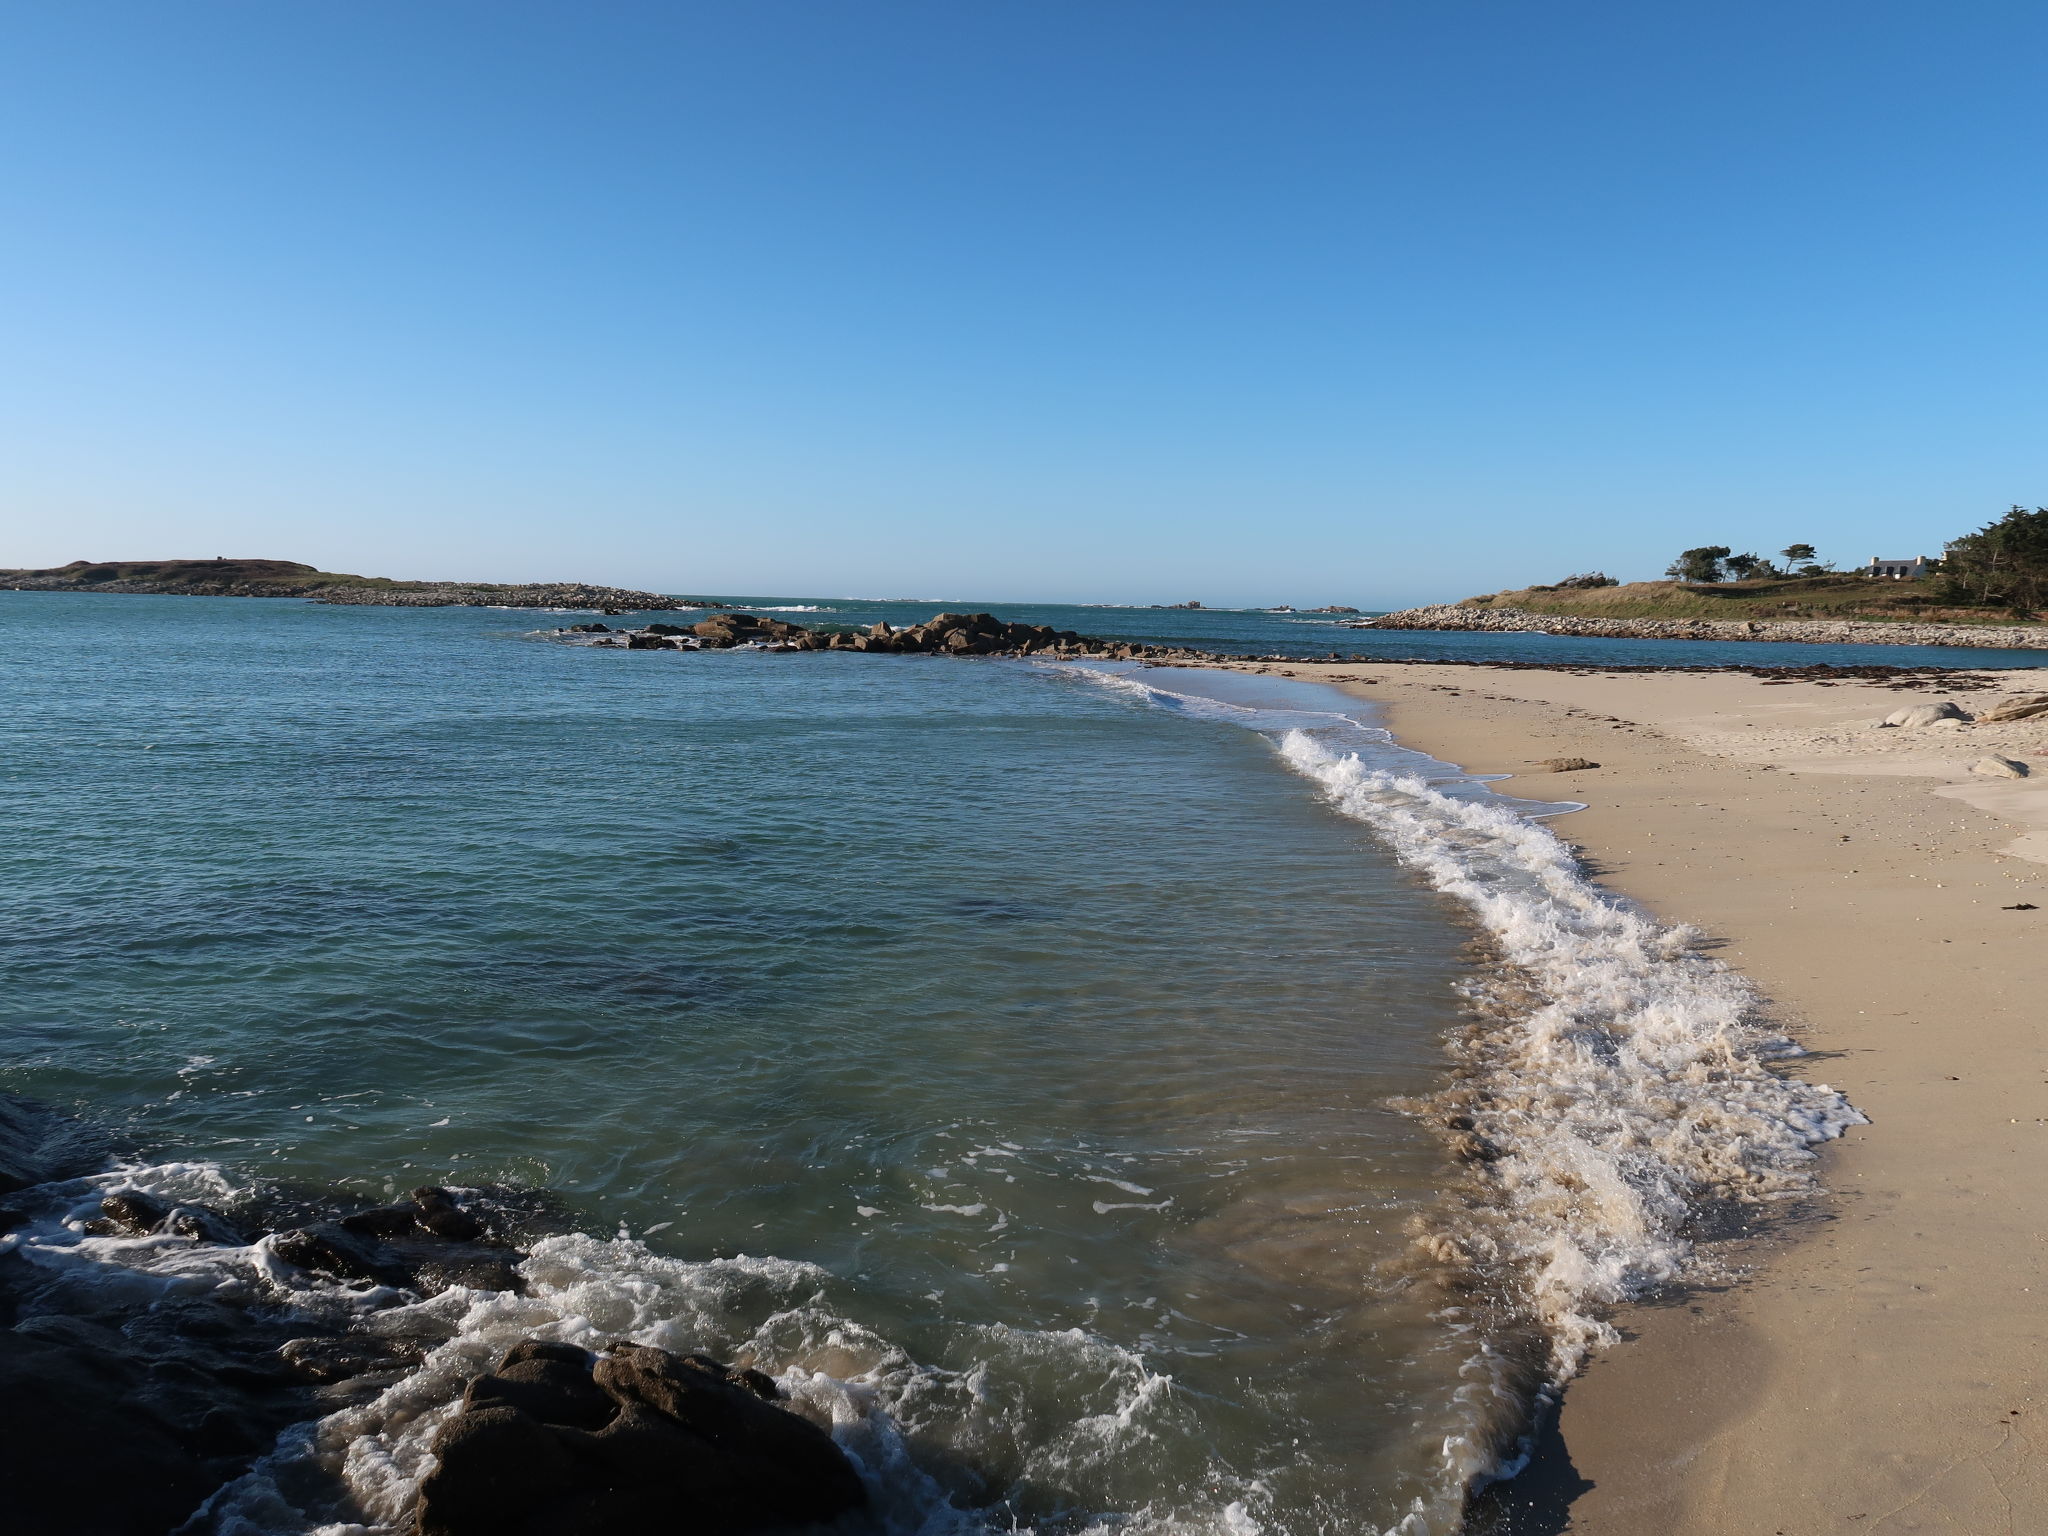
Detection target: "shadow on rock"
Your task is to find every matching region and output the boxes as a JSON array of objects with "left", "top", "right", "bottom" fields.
[{"left": 417, "top": 1339, "right": 867, "bottom": 1536}]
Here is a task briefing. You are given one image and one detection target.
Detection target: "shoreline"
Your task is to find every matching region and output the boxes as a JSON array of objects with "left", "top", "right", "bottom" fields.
[
  {"left": 1354, "top": 603, "right": 2048, "bottom": 650},
  {"left": 1213, "top": 657, "right": 2048, "bottom": 1531}
]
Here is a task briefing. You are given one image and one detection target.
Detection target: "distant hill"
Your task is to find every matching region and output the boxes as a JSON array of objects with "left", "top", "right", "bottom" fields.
[
  {"left": 0, "top": 558, "right": 696, "bottom": 610},
  {"left": 1458, "top": 574, "right": 2036, "bottom": 628}
]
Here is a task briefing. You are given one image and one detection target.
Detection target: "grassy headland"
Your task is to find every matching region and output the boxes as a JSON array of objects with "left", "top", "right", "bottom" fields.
[
  {"left": 0, "top": 558, "right": 695, "bottom": 610},
  {"left": 1456, "top": 573, "right": 2038, "bottom": 627}
]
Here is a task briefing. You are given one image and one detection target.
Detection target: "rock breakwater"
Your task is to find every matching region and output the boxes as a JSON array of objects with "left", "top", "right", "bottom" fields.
[
  {"left": 313, "top": 582, "right": 695, "bottom": 611},
  {"left": 1352, "top": 604, "right": 2048, "bottom": 650},
  {"left": 563, "top": 609, "right": 1218, "bottom": 661}
]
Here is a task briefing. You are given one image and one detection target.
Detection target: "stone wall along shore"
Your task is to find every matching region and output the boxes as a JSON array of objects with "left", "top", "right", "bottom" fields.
[{"left": 1350, "top": 604, "right": 2048, "bottom": 650}]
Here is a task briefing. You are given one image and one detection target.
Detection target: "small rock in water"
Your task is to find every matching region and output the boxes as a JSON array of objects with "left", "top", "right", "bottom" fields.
[
  {"left": 269, "top": 1222, "right": 410, "bottom": 1287},
  {"left": 1972, "top": 755, "right": 2030, "bottom": 779},
  {"left": 94, "top": 1188, "right": 173, "bottom": 1234},
  {"left": 162, "top": 1202, "right": 245, "bottom": 1244},
  {"left": 278, "top": 1333, "right": 424, "bottom": 1384}
]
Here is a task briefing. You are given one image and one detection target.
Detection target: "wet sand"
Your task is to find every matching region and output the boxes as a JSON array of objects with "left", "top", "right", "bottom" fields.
[{"left": 1222, "top": 659, "right": 2048, "bottom": 1533}]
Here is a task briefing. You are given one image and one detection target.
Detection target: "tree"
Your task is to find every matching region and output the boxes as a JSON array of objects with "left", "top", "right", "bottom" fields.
[
  {"left": 1781, "top": 542, "right": 1818, "bottom": 566},
  {"left": 1666, "top": 546, "right": 1732, "bottom": 583},
  {"left": 1723, "top": 552, "right": 1773, "bottom": 580},
  {"left": 1934, "top": 506, "right": 2048, "bottom": 614},
  {"left": 1552, "top": 571, "right": 1618, "bottom": 589}
]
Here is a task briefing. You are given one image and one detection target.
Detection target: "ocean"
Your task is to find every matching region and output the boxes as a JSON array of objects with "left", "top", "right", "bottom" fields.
[{"left": 0, "top": 592, "right": 1918, "bottom": 1534}]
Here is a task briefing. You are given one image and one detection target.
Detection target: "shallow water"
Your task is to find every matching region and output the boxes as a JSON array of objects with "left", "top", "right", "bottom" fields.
[
  {"left": 0, "top": 594, "right": 1508, "bottom": 1534},
  {"left": 0, "top": 593, "right": 1859, "bottom": 1535}
]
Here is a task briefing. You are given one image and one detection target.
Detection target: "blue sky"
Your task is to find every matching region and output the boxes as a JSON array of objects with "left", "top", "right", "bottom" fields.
[{"left": 3, "top": 2, "right": 2043, "bottom": 606}]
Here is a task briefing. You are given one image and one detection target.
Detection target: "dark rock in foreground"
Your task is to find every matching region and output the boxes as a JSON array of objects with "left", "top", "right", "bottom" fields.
[
  {"left": 416, "top": 1340, "right": 866, "bottom": 1536},
  {"left": 0, "top": 1093, "right": 554, "bottom": 1535}
]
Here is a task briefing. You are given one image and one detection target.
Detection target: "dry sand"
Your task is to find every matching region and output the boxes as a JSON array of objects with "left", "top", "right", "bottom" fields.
[{"left": 1220, "top": 659, "right": 2048, "bottom": 1533}]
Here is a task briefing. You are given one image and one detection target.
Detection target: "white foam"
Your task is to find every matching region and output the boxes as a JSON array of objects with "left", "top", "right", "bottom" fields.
[
  {"left": 185, "top": 1233, "right": 1261, "bottom": 1536},
  {"left": 1052, "top": 663, "right": 1864, "bottom": 1524},
  {"left": 1274, "top": 731, "right": 1863, "bottom": 1374}
]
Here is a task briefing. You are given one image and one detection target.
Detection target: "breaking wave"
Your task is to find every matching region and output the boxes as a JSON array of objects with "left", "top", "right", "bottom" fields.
[
  {"left": 1, "top": 1159, "right": 1266, "bottom": 1536},
  {"left": 1275, "top": 733, "right": 1863, "bottom": 1371},
  {"left": 1056, "top": 663, "right": 1863, "bottom": 1508}
]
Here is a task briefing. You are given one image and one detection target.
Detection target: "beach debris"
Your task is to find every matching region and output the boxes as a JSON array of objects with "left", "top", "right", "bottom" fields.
[
  {"left": 1532, "top": 757, "right": 1600, "bottom": 771},
  {"left": 1880, "top": 701, "right": 1971, "bottom": 727},
  {"left": 2003, "top": 902, "right": 2039, "bottom": 910},
  {"left": 1971, "top": 755, "right": 2031, "bottom": 779},
  {"left": 414, "top": 1339, "right": 866, "bottom": 1536},
  {"left": 1976, "top": 694, "right": 2048, "bottom": 723}
]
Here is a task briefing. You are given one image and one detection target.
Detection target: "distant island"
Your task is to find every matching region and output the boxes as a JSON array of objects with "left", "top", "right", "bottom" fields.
[{"left": 0, "top": 558, "right": 714, "bottom": 611}]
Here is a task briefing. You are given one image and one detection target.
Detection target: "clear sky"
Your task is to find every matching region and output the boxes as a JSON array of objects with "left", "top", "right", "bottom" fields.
[{"left": 3, "top": 2, "right": 2043, "bottom": 607}]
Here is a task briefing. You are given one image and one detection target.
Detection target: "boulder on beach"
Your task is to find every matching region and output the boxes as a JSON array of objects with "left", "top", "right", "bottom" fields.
[
  {"left": 1882, "top": 701, "right": 1970, "bottom": 727},
  {"left": 1976, "top": 695, "right": 2048, "bottom": 723},
  {"left": 414, "top": 1339, "right": 867, "bottom": 1536},
  {"left": 1533, "top": 757, "right": 1600, "bottom": 772},
  {"left": 1972, "top": 755, "right": 2031, "bottom": 779}
]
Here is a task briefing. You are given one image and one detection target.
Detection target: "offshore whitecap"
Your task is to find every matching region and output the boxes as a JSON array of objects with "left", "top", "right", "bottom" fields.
[{"left": 0, "top": 597, "right": 1856, "bottom": 1536}]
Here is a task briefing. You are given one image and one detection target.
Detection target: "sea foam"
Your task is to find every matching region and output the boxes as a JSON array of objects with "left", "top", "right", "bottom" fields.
[{"left": 1067, "top": 664, "right": 1863, "bottom": 1506}]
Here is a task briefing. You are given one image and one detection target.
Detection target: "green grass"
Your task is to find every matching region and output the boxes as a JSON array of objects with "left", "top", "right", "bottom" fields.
[{"left": 1457, "top": 576, "right": 2036, "bottom": 627}]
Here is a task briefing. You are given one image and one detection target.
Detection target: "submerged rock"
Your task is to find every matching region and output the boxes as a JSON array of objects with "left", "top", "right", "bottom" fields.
[
  {"left": 0, "top": 1094, "right": 106, "bottom": 1195},
  {"left": 415, "top": 1340, "right": 867, "bottom": 1536}
]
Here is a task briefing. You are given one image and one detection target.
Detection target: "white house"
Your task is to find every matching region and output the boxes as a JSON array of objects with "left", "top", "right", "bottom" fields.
[{"left": 1866, "top": 555, "right": 1938, "bottom": 579}]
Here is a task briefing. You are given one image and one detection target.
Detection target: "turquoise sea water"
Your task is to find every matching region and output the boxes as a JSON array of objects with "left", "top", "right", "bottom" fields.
[
  {"left": 0, "top": 593, "right": 1880, "bottom": 1535},
  {"left": 0, "top": 594, "right": 1506, "bottom": 1534}
]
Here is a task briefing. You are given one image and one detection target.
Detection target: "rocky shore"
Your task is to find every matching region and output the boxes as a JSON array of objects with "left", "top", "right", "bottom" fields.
[
  {"left": 0, "top": 1095, "right": 867, "bottom": 1536},
  {"left": 311, "top": 581, "right": 695, "bottom": 610},
  {"left": 1352, "top": 603, "right": 2048, "bottom": 649},
  {"left": 561, "top": 608, "right": 1223, "bottom": 661}
]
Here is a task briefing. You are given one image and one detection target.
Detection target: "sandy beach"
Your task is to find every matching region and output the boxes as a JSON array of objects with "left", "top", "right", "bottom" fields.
[{"left": 1216, "top": 658, "right": 2048, "bottom": 1533}]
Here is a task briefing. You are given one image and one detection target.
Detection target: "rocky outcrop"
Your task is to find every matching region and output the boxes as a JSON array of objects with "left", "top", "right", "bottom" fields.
[
  {"left": 1353, "top": 604, "right": 2048, "bottom": 650},
  {"left": 0, "top": 1101, "right": 554, "bottom": 1536},
  {"left": 313, "top": 582, "right": 694, "bottom": 611},
  {"left": 415, "top": 1340, "right": 866, "bottom": 1536},
  {"left": 576, "top": 610, "right": 1213, "bottom": 662}
]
